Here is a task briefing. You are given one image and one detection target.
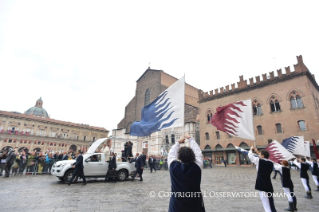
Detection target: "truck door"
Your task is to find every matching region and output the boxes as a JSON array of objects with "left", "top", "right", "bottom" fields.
[{"left": 84, "top": 154, "right": 107, "bottom": 176}]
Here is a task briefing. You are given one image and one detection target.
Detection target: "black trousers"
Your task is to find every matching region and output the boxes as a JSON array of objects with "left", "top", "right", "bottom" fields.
[
  {"left": 150, "top": 163, "right": 156, "bottom": 172},
  {"left": 69, "top": 167, "right": 86, "bottom": 184},
  {"left": 273, "top": 170, "right": 282, "bottom": 178},
  {"left": 133, "top": 168, "right": 143, "bottom": 180},
  {"left": 5, "top": 164, "right": 12, "bottom": 176}
]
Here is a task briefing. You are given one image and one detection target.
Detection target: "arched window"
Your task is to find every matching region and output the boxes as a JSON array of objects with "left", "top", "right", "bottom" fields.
[
  {"left": 205, "top": 145, "right": 212, "bottom": 149},
  {"left": 298, "top": 120, "right": 306, "bottom": 131},
  {"left": 227, "top": 143, "right": 235, "bottom": 148},
  {"left": 239, "top": 142, "right": 249, "bottom": 147},
  {"left": 257, "top": 125, "right": 263, "bottom": 135},
  {"left": 270, "top": 96, "right": 281, "bottom": 112},
  {"left": 206, "top": 109, "right": 213, "bottom": 123},
  {"left": 289, "top": 91, "right": 304, "bottom": 109},
  {"left": 275, "top": 123, "right": 282, "bottom": 133},
  {"left": 171, "top": 134, "right": 175, "bottom": 144},
  {"left": 145, "top": 89, "right": 150, "bottom": 106},
  {"left": 215, "top": 144, "right": 222, "bottom": 149},
  {"left": 205, "top": 132, "right": 209, "bottom": 140},
  {"left": 165, "top": 135, "right": 169, "bottom": 144},
  {"left": 252, "top": 100, "right": 262, "bottom": 115}
]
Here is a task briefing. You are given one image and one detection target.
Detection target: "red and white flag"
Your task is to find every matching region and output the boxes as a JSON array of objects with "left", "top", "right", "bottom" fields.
[
  {"left": 266, "top": 140, "right": 295, "bottom": 163},
  {"left": 211, "top": 100, "right": 255, "bottom": 140},
  {"left": 312, "top": 139, "right": 319, "bottom": 159}
]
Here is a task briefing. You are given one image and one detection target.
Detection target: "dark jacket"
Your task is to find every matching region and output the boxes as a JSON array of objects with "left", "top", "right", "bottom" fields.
[
  {"left": 169, "top": 161, "right": 205, "bottom": 212},
  {"left": 109, "top": 155, "right": 117, "bottom": 170},
  {"left": 125, "top": 145, "right": 132, "bottom": 158},
  {"left": 6, "top": 152, "right": 16, "bottom": 165},
  {"left": 73, "top": 154, "right": 84, "bottom": 169},
  {"left": 131, "top": 156, "right": 144, "bottom": 169},
  {"left": 300, "top": 162, "right": 310, "bottom": 179},
  {"left": 140, "top": 154, "right": 146, "bottom": 166},
  {"left": 281, "top": 167, "right": 293, "bottom": 188},
  {"left": 62, "top": 154, "right": 68, "bottom": 160},
  {"left": 148, "top": 157, "right": 154, "bottom": 165},
  {"left": 255, "top": 159, "right": 274, "bottom": 193}
]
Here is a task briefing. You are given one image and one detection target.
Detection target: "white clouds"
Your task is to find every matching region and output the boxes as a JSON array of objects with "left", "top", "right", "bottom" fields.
[{"left": 0, "top": 0, "right": 319, "bottom": 132}]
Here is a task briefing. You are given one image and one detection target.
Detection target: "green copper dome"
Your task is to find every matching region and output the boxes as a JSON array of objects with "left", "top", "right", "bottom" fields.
[{"left": 25, "top": 97, "right": 49, "bottom": 118}]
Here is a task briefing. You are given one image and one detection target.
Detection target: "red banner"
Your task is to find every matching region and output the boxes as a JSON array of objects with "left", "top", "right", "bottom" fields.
[{"left": 312, "top": 139, "right": 319, "bottom": 159}]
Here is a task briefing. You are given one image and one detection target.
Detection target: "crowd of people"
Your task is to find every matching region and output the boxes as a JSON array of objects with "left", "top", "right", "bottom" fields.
[{"left": 0, "top": 147, "right": 78, "bottom": 176}]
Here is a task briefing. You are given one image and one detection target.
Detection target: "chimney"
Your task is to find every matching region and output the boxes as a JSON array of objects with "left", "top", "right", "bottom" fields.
[
  {"left": 220, "top": 87, "right": 224, "bottom": 94},
  {"left": 215, "top": 88, "right": 219, "bottom": 95},
  {"left": 225, "top": 85, "right": 229, "bottom": 92}
]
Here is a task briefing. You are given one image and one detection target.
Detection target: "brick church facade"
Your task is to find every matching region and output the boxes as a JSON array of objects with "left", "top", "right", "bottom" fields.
[
  {"left": 198, "top": 55, "right": 319, "bottom": 166},
  {"left": 113, "top": 68, "right": 200, "bottom": 156}
]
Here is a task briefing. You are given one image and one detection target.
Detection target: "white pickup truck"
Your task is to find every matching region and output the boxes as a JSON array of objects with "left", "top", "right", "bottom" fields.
[{"left": 51, "top": 138, "right": 136, "bottom": 183}]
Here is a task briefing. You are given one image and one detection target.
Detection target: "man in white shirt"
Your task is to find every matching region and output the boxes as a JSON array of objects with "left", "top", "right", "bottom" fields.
[{"left": 248, "top": 146, "right": 277, "bottom": 212}]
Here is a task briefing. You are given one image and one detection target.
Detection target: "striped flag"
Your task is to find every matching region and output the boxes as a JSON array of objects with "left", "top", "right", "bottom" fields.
[
  {"left": 281, "top": 136, "right": 305, "bottom": 156},
  {"left": 211, "top": 100, "right": 255, "bottom": 140},
  {"left": 130, "top": 76, "right": 185, "bottom": 136},
  {"left": 266, "top": 140, "right": 295, "bottom": 163}
]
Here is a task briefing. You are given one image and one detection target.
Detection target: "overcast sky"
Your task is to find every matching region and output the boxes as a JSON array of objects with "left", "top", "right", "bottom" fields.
[{"left": 1, "top": 0, "right": 318, "bottom": 133}]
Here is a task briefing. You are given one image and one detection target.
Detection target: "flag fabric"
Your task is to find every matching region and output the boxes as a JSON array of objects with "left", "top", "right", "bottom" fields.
[
  {"left": 266, "top": 140, "right": 295, "bottom": 163},
  {"left": 312, "top": 139, "right": 319, "bottom": 159},
  {"left": 211, "top": 100, "right": 255, "bottom": 140},
  {"left": 234, "top": 146, "right": 258, "bottom": 157},
  {"left": 281, "top": 136, "right": 305, "bottom": 156},
  {"left": 304, "top": 141, "right": 311, "bottom": 157},
  {"left": 130, "top": 76, "right": 185, "bottom": 136}
]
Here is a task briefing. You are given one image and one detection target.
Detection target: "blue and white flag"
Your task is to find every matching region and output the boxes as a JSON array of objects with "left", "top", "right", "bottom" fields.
[
  {"left": 130, "top": 76, "right": 185, "bottom": 136},
  {"left": 281, "top": 136, "right": 305, "bottom": 156}
]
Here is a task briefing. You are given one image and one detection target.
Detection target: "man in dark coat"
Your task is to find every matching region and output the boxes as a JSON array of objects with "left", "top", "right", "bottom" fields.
[
  {"left": 4, "top": 148, "right": 16, "bottom": 177},
  {"left": 148, "top": 155, "right": 156, "bottom": 173},
  {"left": 294, "top": 158, "right": 313, "bottom": 199},
  {"left": 131, "top": 153, "right": 144, "bottom": 181},
  {"left": 105, "top": 152, "right": 117, "bottom": 183},
  {"left": 126, "top": 141, "right": 133, "bottom": 160},
  {"left": 68, "top": 150, "right": 86, "bottom": 186},
  {"left": 168, "top": 133, "right": 205, "bottom": 212}
]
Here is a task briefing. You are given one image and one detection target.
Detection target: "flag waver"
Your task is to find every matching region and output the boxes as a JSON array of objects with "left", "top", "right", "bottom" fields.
[
  {"left": 130, "top": 76, "right": 185, "bottom": 136},
  {"left": 265, "top": 140, "right": 295, "bottom": 163},
  {"left": 211, "top": 100, "right": 255, "bottom": 140}
]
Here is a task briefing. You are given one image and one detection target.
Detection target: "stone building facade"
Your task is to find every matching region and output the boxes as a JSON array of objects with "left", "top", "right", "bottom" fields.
[
  {"left": 198, "top": 55, "right": 319, "bottom": 166},
  {"left": 0, "top": 98, "right": 109, "bottom": 153},
  {"left": 113, "top": 68, "right": 200, "bottom": 156}
]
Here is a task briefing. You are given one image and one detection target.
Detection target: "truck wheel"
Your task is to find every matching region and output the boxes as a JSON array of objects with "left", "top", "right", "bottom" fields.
[
  {"left": 64, "top": 169, "right": 78, "bottom": 183},
  {"left": 117, "top": 169, "right": 127, "bottom": 181},
  {"left": 58, "top": 177, "right": 65, "bottom": 181}
]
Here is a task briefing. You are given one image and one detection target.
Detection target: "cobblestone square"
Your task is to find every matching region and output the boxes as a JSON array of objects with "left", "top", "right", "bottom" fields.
[{"left": 0, "top": 166, "right": 318, "bottom": 212}]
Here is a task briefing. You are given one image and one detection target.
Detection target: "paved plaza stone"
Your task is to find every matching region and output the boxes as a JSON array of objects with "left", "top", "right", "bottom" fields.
[{"left": 0, "top": 166, "right": 318, "bottom": 212}]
